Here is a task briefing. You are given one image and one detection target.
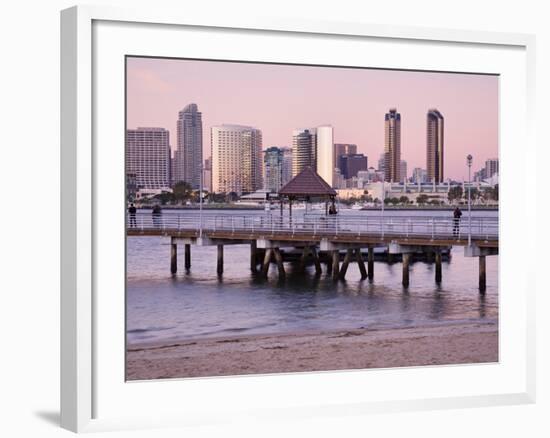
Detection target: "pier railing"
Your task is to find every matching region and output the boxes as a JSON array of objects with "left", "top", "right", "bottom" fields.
[{"left": 126, "top": 213, "right": 498, "bottom": 241}]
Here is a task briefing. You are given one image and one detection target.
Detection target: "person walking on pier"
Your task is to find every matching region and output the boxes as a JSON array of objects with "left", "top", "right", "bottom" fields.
[
  {"left": 128, "top": 203, "right": 137, "bottom": 228},
  {"left": 453, "top": 207, "right": 462, "bottom": 237}
]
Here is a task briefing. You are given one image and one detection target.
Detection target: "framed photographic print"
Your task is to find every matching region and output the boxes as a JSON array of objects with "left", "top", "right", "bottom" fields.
[{"left": 61, "top": 5, "right": 536, "bottom": 433}]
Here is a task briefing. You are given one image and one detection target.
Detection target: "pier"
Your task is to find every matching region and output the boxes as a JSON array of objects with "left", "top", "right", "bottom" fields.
[{"left": 127, "top": 213, "right": 498, "bottom": 292}]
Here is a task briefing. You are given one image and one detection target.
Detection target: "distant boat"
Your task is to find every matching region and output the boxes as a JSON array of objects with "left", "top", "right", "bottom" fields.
[{"left": 350, "top": 203, "right": 364, "bottom": 210}]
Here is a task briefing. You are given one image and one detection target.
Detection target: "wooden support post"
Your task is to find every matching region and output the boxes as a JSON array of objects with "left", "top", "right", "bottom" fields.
[
  {"left": 273, "top": 248, "right": 286, "bottom": 279},
  {"left": 184, "top": 244, "right": 191, "bottom": 270},
  {"left": 402, "top": 253, "right": 410, "bottom": 288},
  {"left": 368, "top": 247, "right": 374, "bottom": 280},
  {"left": 261, "top": 248, "right": 273, "bottom": 277},
  {"left": 299, "top": 246, "right": 310, "bottom": 271},
  {"left": 170, "top": 242, "right": 177, "bottom": 274},
  {"left": 435, "top": 251, "right": 442, "bottom": 283},
  {"left": 250, "top": 241, "right": 257, "bottom": 272},
  {"left": 339, "top": 249, "right": 353, "bottom": 280},
  {"left": 356, "top": 249, "right": 367, "bottom": 279},
  {"left": 217, "top": 244, "right": 224, "bottom": 275},
  {"left": 326, "top": 252, "right": 333, "bottom": 272},
  {"left": 479, "top": 255, "right": 486, "bottom": 293},
  {"left": 310, "top": 247, "right": 323, "bottom": 275},
  {"left": 331, "top": 251, "right": 340, "bottom": 280}
]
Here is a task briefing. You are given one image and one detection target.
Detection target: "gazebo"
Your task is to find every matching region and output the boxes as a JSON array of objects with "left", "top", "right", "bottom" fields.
[{"left": 278, "top": 166, "right": 337, "bottom": 217}]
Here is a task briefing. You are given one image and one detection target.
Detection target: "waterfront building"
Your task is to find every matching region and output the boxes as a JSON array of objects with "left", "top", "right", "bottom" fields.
[
  {"left": 400, "top": 160, "right": 408, "bottom": 183},
  {"left": 426, "top": 109, "right": 444, "bottom": 183},
  {"left": 203, "top": 157, "right": 212, "bottom": 192},
  {"left": 174, "top": 103, "right": 203, "bottom": 188},
  {"left": 264, "top": 147, "right": 284, "bottom": 193},
  {"left": 281, "top": 147, "right": 293, "bottom": 186},
  {"left": 378, "top": 152, "right": 385, "bottom": 172},
  {"left": 384, "top": 108, "right": 401, "bottom": 182},
  {"left": 292, "top": 125, "right": 334, "bottom": 187},
  {"left": 338, "top": 153, "right": 368, "bottom": 179},
  {"left": 211, "top": 124, "right": 263, "bottom": 195},
  {"left": 126, "top": 127, "right": 171, "bottom": 190},
  {"left": 333, "top": 143, "right": 357, "bottom": 169},
  {"left": 485, "top": 158, "right": 499, "bottom": 178},
  {"left": 412, "top": 167, "right": 428, "bottom": 184}
]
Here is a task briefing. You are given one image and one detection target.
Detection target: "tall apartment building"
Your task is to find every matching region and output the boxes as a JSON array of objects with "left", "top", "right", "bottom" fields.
[
  {"left": 384, "top": 108, "right": 401, "bottom": 182},
  {"left": 203, "top": 157, "right": 212, "bottom": 192},
  {"left": 211, "top": 125, "right": 263, "bottom": 195},
  {"left": 412, "top": 167, "right": 428, "bottom": 184},
  {"left": 174, "top": 103, "right": 203, "bottom": 188},
  {"left": 126, "top": 127, "right": 170, "bottom": 190},
  {"left": 485, "top": 158, "right": 499, "bottom": 178},
  {"left": 264, "top": 147, "right": 284, "bottom": 192},
  {"left": 281, "top": 147, "right": 293, "bottom": 186},
  {"left": 400, "top": 160, "right": 408, "bottom": 183},
  {"left": 426, "top": 109, "right": 444, "bottom": 183},
  {"left": 292, "top": 125, "right": 334, "bottom": 186}
]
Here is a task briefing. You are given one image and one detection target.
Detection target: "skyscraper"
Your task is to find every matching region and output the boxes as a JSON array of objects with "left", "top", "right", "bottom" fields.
[
  {"left": 426, "top": 109, "right": 444, "bottom": 183},
  {"left": 333, "top": 143, "right": 357, "bottom": 169},
  {"left": 264, "top": 147, "right": 285, "bottom": 192},
  {"left": 211, "top": 124, "right": 263, "bottom": 195},
  {"left": 281, "top": 147, "right": 293, "bottom": 186},
  {"left": 400, "top": 160, "right": 408, "bottom": 183},
  {"left": 292, "top": 125, "right": 334, "bottom": 186},
  {"left": 384, "top": 108, "right": 401, "bottom": 182},
  {"left": 338, "top": 154, "right": 368, "bottom": 179},
  {"left": 174, "top": 103, "right": 203, "bottom": 188},
  {"left": 292, "top": 128, "right": 317, "bottom": 176},
  {"left": 126, "top": 127, "right": 170, "bottom": 190},
  {"left": 316, "top": 125, "right": 334, "bottom": 187},
  {"left": 485, "top": 158, "right": 499, "bottom": 178}
]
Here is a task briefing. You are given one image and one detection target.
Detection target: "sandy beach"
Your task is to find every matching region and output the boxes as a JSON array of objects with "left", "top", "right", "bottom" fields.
[{"left": 126, "top": 321, "right": 498, "bottom": 380}]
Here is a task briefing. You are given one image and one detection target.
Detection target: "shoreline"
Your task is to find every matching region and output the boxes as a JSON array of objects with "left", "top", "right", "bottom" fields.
[{"left": 126, "top": 321, "right": 498, "bottom": 380}]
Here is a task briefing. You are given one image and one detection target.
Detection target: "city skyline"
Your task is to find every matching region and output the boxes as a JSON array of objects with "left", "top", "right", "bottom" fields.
[{"left": 127, "top": 56, "right": 498, "bottom": 181}]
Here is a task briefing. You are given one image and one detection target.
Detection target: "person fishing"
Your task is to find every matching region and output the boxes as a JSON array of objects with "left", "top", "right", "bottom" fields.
[{"left": 453, "top": 206, "right": 462, "bottom": 237}]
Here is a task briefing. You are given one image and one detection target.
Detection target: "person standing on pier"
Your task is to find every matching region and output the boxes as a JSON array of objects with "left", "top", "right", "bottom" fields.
[
  {"left": 128, "top": 203, "right": 137, "bottom": 228},
  {"left": 152, "top": 204, "right": 162, "bottom": 228},
  {"left": 453, "top": 206, "right": 463, "bottom": 237}
]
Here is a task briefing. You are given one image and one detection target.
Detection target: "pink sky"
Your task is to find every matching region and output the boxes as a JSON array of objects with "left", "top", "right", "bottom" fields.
[{"left": 126, "top": 57, "right": 498, "bottom": 181}]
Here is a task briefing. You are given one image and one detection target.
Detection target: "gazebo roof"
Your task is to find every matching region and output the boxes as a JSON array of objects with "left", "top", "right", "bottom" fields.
[{"left": 278, "top": 166, "right": 337, "bottom": 197}]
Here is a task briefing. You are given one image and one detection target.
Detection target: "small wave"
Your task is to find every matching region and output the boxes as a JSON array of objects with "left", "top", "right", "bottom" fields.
[{"left": 127, "top": 326, "right": 175, "bottom": 334}]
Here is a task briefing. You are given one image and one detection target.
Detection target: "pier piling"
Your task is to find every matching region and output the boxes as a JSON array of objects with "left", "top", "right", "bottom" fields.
[
  {"left": 368, "top": 247, "right": 374, "bottom": 280},
  {"left": 170, "top": 242, "right": 177, "bottom": 274},
  {"left": 356, "top": 249, "right": 368, "bottom": 279},
  {"left": 331, "top": 251, "right": 340, "bottom": 280},
  {"left": 339, "top": 249, "right": 354, "bottom": 280},
  {"left": 273, "top": 248, "right": 286, "bottom": 278},
  {"left": 261, "top": 248, "right": 273, "bottom": 277},
  {"left": 250, "top": 241, "right": 257, "bottom": 272},
  {"left": 217, "top": 244, "right": 224, "bottom": 275},
  {"left": 310, "top": 247, "right": 323, "bottom": 275},
  {"left": 479, "top": 255, "right": 486, "bottom": 293},
  {"left": 402, "top": 253, "right": 410, "bottom": 288},
  {"left": 435, "top": 251, "right": 442, "bottom": 283},
  {"left": 184, "top": 244, "right": 191, "bottom": 270}
]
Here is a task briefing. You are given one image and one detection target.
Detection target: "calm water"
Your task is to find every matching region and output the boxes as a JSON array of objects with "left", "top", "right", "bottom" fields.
[{"left": 127, "top": 209, "right": 498, "bottom": 346}]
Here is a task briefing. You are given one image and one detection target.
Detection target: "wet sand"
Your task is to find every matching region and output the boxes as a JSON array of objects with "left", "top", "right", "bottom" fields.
[{"left": 126, "top": 321, "right": 498, "bottom": 380}]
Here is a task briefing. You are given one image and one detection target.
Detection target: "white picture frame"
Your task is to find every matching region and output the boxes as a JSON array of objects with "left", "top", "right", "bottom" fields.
[{"left": 60, "top": 5, "right": 536, "bottom": 433}]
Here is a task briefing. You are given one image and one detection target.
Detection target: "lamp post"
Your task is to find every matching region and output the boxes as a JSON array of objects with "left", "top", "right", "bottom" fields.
[
  {"left": 466, "top": 154, "right": 473, "bottom": 246},
  {"left": 199, "top": 161, "right": 204, "bottom": 238}
]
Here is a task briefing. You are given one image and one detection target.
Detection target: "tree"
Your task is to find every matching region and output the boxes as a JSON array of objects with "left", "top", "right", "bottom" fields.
[
  {"left": 172, "top": 181, "right": 193, "bottom": 204},
  {"left": 447, "top": 186, "right": 463, "bottom": 204},
  {"left": 399, "top": 196, "right": 409, "bottom": 205},
  {"left": 416, "top": 194, "right": 429, "bottom": 205}
]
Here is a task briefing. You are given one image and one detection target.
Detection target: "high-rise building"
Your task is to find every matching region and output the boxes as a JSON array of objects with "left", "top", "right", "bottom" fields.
[
  {"left": 264, "top": 147, "right": 284, "bottom": 193},
  {"left": 126, "top": 127, "right": 170, "bottom": 190},
  {"left": 203, "top": 157, "right": 212, "bottom": 192},
  {"left": 316, "top": 125, "right": 334, "bottom": 187},
  {"left": 485, "top": 158, "right": 499, "bottom": 178},
  {"left": 292, "top": 125, "right": 334, "bottom": 186},
  {"left": 338, "top": 154, "right": 368, "bottom": 179},
  {"left": 378, "top": 153, "right": 385, "bottom": 172},
  {"left": 384, "top": 108, "right": 401, "bottom": 182},
  {"left": 211, "top": 124, "right": 263, "bottom": 195},
  {"left": 426, "top": 109, "right": 444, "bottom": 183},
  {"left": 412, "top": 167, "right": 428, "bottom": 184},
  {"left": 333, "top": 143, "right": 357, "bottom": 169},
  {"left": 281, "top": 147, "right": 293, "bottom": 186},
  {"left": 400, "top": 160, "right": 408, "bottom": 183},
  {"left": 292, "top": 128, "right": 317, "bottom": 176},
  {"left": 174, "top": 103, "right": 203, "bottom": 188}
]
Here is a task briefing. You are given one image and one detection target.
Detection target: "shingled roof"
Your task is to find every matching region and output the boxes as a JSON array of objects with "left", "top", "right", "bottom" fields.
[{"left": 278, "top": 166, "right": 337, "bottom": 197}]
